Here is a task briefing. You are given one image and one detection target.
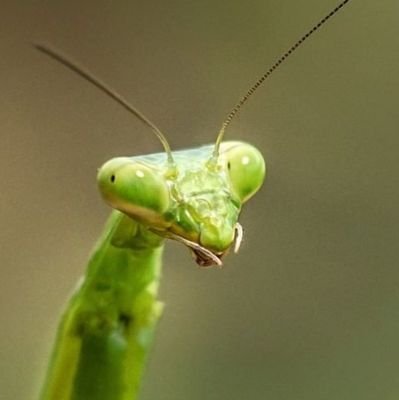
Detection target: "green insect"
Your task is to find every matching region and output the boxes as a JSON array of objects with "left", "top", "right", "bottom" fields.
[{"left": 35, "top": 1, "right": 351, "bottom": 399}]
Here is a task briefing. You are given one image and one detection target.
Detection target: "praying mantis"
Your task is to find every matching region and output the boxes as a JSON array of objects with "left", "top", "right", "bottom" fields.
[{"left": 36, "top": 1, "right": 351, "bottom": 399}]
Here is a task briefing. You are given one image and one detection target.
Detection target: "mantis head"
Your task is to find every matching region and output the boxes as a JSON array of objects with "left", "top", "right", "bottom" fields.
[
  {"left": 36, "top": 0, "right": 350, "bottom": 265},
  {"left": 97, "top": 141, "right": 265, "bottom": 266}
]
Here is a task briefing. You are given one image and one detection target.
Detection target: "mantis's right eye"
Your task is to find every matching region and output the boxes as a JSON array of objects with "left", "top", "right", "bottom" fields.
[{"left": 97, "top": 157, "right": 170, "bottom": 216}]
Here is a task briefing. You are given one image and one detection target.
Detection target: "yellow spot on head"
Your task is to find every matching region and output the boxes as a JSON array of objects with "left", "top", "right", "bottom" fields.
[{"left": 136, "top": 170, "right": 145, "bottom": 178}]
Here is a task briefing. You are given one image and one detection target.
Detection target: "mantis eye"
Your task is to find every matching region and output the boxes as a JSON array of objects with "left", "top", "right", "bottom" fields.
[
  {"left": 226, "top": 143, "right": 266, "bottom": 203},
  {"left": 97, "top": 157, "right": 170, "bottom": 216}
]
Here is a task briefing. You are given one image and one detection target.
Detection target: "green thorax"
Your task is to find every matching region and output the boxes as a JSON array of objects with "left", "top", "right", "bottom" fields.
[{"left": 39, "top": 211, "right": 164, "bottom": 400}]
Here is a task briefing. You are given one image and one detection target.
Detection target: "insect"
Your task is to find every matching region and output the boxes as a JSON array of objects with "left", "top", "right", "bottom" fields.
[{"left": 35, "top": 1, "right": 351, "bottom": 399}]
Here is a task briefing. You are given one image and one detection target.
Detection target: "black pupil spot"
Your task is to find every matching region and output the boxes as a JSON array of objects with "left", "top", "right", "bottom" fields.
[
  {"left": 227, "top": 162, "right": 231, "bottom": 170},
  {"left": 110, "top": 175, "right": 115, "bottom": 183}
]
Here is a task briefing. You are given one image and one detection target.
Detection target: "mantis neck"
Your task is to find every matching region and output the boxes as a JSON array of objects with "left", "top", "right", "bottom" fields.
[{"left": 40, "top": 210, "right": 165, "bottom": 400}]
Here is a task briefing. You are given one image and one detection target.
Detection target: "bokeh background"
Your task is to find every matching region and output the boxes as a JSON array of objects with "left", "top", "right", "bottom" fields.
[{"left": 1, "top": 1, "right": 399, "bottom": 399}]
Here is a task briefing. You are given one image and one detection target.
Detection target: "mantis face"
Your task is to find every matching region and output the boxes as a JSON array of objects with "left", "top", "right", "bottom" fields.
[
  {"left": 97, "top": 141, "right": 265, "bottom": 266},
  {"left": 36, "top": 0, "right": 349, "bottom": 265}
]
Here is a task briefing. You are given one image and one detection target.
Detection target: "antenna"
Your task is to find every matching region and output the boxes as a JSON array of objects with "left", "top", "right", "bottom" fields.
[
  {"left": 212, "top": 0, "right": 352, "bottom": 159},
  {"left": 33, "top": 43, "right": 175, "bottom": 165}
]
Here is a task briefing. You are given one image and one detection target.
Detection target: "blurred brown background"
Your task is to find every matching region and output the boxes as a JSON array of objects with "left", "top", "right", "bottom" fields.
[{"left": 1, "top": 1, "right": 399, "bottom": 399}]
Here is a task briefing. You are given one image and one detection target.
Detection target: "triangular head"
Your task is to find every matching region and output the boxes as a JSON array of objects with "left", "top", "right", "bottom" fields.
[{"left": 97, "top": 141, "right": 265, "bottom": 266}]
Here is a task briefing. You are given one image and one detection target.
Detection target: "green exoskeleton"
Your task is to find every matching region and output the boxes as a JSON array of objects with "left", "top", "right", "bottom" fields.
[
  {"left": 36, "top": 1, "right": 351, "bottom": 399},
  {"left": 97, "top": 141, "right": 264, "bottom": 266}
]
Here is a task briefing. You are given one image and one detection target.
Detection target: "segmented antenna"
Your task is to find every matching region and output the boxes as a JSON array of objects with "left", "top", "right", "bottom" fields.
[
  {"left": 33, "top": 43, "right": 175, "bottom": 165},
  {"left": 213, "top": 0, "right": 351, "bottom": 158}
]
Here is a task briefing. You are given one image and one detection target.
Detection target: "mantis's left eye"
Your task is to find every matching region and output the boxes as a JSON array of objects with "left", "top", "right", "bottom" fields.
[{"left": 225, "top": 144, "right": 266, "bottom": 203}]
